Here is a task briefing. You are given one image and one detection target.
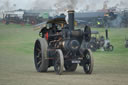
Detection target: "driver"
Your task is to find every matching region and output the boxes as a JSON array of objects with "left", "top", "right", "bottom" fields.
[{"left": 49, "top": 23, "right": 57, "bottom": 34}]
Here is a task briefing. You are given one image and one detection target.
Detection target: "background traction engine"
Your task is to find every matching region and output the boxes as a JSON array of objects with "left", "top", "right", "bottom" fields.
[{"left": 34, "top": 10, "right": 94, "bottom": 75}]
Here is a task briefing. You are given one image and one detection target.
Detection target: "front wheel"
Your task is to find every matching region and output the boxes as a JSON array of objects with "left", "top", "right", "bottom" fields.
[
  {"left": 104, "top": 45, "right": 114, "bottom": 51},
  {"left": 83, "top": 49, "right": 94, "bottom": 74},
  {"left": 54, "top": 49, "right": 64, "bottom": 75}
]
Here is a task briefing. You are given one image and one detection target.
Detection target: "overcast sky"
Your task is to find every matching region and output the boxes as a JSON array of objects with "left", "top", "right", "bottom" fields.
[
  {"left": 9, "top": 0, "right": 35, "bottom": 9},
  {"left": 1, "top": 0, "right": 128, "bottom": 10}
]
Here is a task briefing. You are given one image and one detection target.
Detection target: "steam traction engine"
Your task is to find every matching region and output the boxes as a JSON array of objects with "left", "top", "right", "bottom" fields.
[{"left": 34, "top": 10, "right": 94, "bottom": 75}]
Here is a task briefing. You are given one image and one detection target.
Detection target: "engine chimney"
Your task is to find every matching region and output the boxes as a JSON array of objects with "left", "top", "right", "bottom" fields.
[
  {"left": 105, "top": 29, "right": 108, "bottom": 39},
  {"left": 68, "top": 10, "right": 74, "bottom": 30}
]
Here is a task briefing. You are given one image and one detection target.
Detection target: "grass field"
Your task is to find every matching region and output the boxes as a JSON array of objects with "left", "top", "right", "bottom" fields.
[{"left": 0, "top": 23, "right": 128, "bottom": 85}]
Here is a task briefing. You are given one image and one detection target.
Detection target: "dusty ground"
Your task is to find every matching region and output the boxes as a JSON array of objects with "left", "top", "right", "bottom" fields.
[{"left": 0, "top": 23, "right": 128, "bottom": 85}]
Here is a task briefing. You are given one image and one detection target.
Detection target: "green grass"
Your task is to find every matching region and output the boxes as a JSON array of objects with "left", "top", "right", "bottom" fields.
[
  {"left": 0, "top": 23, "right": 128, "bottom": 85},
  {"left": 0, "top": 23, "right": 38, "bottom": 54}
]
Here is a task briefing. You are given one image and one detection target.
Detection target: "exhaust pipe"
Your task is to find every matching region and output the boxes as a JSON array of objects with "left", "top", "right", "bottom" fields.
[
  {"left": 68, "top": 10, "right": 74, "bottom": 30},
  {"left": 105, "top": 29, "right": 108, "bottom": 39}
]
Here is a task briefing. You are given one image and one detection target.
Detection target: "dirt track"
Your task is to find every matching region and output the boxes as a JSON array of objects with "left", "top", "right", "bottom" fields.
[{"left": 0, "top": 53, "right": 128, "bottom": 85}]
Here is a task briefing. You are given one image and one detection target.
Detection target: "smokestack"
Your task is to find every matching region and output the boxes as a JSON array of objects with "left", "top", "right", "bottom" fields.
[
  {"left": 105, "top": 29, "right": 108, "bottom": 39},
  {"left": 68, "top": 10, "right": 74, "bottom": 30}
]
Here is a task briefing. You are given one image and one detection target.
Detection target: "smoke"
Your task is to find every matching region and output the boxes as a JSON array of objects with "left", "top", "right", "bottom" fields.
[
  {"left": 32, "top": 0, "right": 56, "bottom": 10},
  {"left": 0, "top": 0, "right": 128, "bottom": 12},
  {"left": 53, "top": 0, "right": 78, "bottom": 13},
  {"left": 104, "top": 0, "right": 128, "bottom": 10},
  {"left": 55, "top": 0, "right": 78, "bottom": 10},
  {"left": 0, "top": 0, "right": 11, "bottom": 11},
  {"left": 30, "top": 0, "right": 128, "bottom": 17},
  {"left": 31, "top": 0, "right": 103, "bottom": 13},
  {"left": 31, "top": 0, "right": 106, "bottom": 12}
]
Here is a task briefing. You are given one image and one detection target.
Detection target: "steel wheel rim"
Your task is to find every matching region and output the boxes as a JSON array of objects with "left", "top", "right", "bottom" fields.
[{"left": 34, "top": 41, "right": 42, "bottom": 69}]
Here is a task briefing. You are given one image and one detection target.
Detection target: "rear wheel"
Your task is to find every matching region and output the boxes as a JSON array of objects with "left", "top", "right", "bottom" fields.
[
  {"left": 34, "top": 38, "right": 49, "bottom": 72},
  {"left": 83, "top": 49, "right": 94, "bottom": 74},
  {"left": 104, "top": 45, "right": 114, "bottom": 51},
  {"left": 109, "top": 45, "right": 114, "bottom": 51},
  {"left": 125, "top": 44, "right": 128, "bottom": 48},
  {"left": 54, "top": 49, "right": 64, "bottom": 75}
]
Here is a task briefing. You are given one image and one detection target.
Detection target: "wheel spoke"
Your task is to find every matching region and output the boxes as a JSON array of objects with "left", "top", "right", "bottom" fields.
[
  {"left": 37, "top": 51, "right": 41, "bottom": 57},
  {"left": 36, "top": 48, "right": 41, "bottom": 52},
  {"left": 36, "top": 47, "right": 42, "bottom": 66},
  {"left": 37, "top": 60, "right": 41, "bottom": 65},
  {"left": 37, "top": 61, "right": 41, "bottom": 67},
  {"left": 55, "top": 58, "right": 60, "bottom": 71},
  {"left": 37, "top": 42, "right": 41, "bottom": 49},
  {"left": 85, "top": 64, "right": 90, "bottom": 71},
  {"left": 36, "top": 56, "right": 41, "bottom": 62},
  {"left": 84, "top": 54, "right": 90, "bottom": 64}
]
